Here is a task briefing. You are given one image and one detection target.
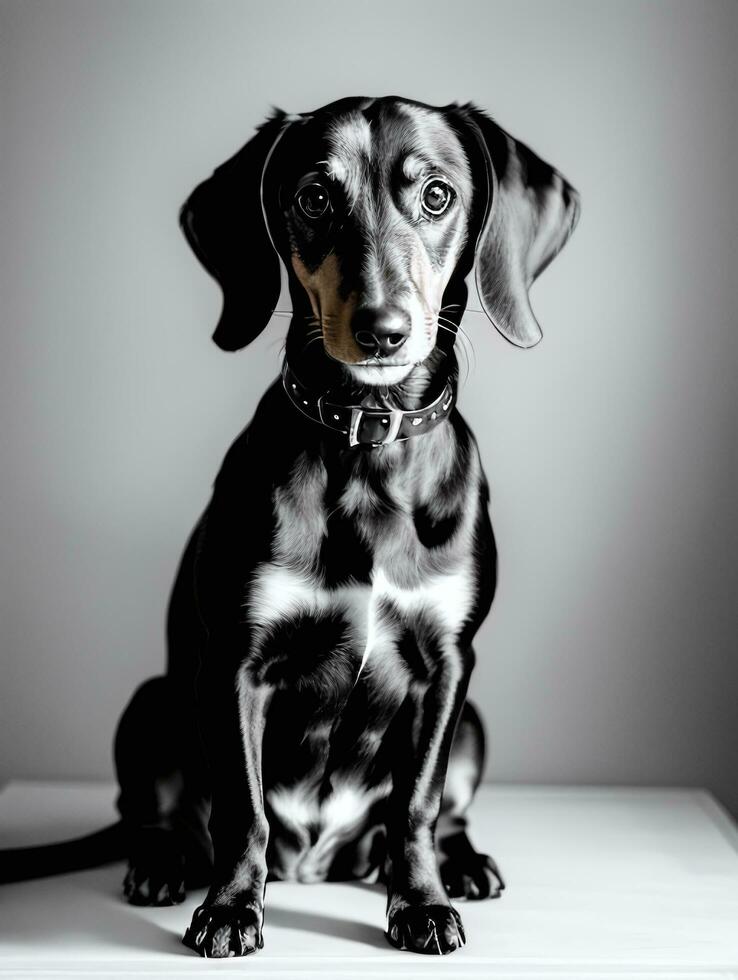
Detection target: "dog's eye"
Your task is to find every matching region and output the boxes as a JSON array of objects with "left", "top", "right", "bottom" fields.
[
  {"left": 296, "top": 184, "right": 331, "bottom": 220},
  {"left": 420, "top": 178, "right": 454, "bottom": 217}
]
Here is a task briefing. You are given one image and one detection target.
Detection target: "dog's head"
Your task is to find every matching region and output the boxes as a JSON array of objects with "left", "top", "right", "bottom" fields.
[{"left": 181, "top": 97, "right": 579, "bottom": 387}]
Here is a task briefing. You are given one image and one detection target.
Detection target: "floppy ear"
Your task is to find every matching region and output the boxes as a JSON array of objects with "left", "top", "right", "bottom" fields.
[
  {"left": 462, "top": 106, "right": 580, "bottom": 348},
  {"left": 180, "top": 111, "right": 289, "bottom": 351}
]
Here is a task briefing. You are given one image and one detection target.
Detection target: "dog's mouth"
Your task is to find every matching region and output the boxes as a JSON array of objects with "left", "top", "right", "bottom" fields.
[
  {"left": 319, "top": 347, "right": 417, "bottom": 385},
  {"left": 323, "top": 350, "right": 411, "bottom": 369},
  {"left": 354, "top": 360, "right": 412, "bottom": 369},
  {"left": 344, "top": 354, "right": 423, "bottom": 384}
]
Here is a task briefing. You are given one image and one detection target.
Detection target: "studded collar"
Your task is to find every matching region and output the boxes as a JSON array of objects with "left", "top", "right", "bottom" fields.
[{"left": 281, "top": 362, "right": 456, "bottom": 449}]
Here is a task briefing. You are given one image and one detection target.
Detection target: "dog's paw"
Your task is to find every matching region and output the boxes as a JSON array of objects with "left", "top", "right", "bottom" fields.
[
  {"left": 123, "top": 828, "right": 186, "bottom": 906},
  {"left": 123, "top": 859, "right": 185, "bottom": 907},
  {"left": 440, "top": 851, "right": 505, "bottom": 900},
  {"left": 385, "top": 904, "right": 465, "bottom": 955},
  {"left": 182, "top": 903, "right": 263, "bottom": 958}
]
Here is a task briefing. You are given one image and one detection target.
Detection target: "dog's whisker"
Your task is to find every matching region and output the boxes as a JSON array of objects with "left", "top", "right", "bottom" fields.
[
  {"left": 456, "top": 326, "right": 478, "bottom": 375},
  {"left": 440, "top": 303, "right": 485, "bottom": 317},
  {"left": 439, "top": 317, "right": 475, "bottom": 386},
  {"left": 438, "top": 314, "right": 477, "bottom": 374},
  {"left": 454, "top": 333, "right": 476, "bottom": 383},
  {"left": 301, "top": 336, "right": 324, "bottom": 354},
  {"left": 435, "top": 321, "right": 470, "bottom": 387}
]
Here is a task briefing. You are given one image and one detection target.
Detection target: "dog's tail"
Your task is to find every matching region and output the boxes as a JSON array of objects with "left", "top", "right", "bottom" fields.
[{"left": 0, "top": 821, "right": 126, "bottom": 884}]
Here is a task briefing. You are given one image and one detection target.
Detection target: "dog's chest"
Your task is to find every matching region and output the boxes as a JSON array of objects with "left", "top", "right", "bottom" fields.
[
  {"left": 245, "top": 447, "right": 479, "bottom": 684},
  {"left": 247, "top": 561, "right": 474, "bottom": 667}
]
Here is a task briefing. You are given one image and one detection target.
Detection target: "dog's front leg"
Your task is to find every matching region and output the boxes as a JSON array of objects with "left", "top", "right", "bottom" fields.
[
  {"left": 385, "top": 646, "right": 473, "bottom": 955},
  {"left": 183, "top": 650, "right": 271, "bottom": 958}
]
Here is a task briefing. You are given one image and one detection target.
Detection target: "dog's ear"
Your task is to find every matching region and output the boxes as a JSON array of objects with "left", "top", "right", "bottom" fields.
[
  {"left": 459, "top": 106, "right": 580, "bottom": 348},
  {"left": 180, "top": 111, "right": 289, "bottom": 351}
]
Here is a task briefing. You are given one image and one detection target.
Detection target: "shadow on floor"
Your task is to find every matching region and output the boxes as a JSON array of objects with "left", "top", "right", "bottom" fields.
[
  {"left": 266, "top": 903, "right": 388, "bottom": 950},
  {"left": 0, "top": 863, "right": 389, "bottom": 955}
]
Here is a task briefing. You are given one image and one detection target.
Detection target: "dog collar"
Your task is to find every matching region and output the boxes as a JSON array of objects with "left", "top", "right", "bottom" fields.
[{"left": 281, "top": 363, "right": 456, "bottom": 449}]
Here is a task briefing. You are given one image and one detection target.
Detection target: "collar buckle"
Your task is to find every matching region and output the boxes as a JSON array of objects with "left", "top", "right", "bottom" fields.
[{"left": 348, "top": 406, "right": 404, "bottom": 448}]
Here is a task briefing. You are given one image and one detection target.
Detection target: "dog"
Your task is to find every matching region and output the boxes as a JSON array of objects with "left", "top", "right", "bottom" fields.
[{"left": 0, "top": 96, "right": 579, "bottom": 957}]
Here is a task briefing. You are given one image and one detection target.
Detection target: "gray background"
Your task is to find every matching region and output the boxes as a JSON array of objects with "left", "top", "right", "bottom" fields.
[{"left": 1, "top": 0, "right": 736, "bottom": 817}]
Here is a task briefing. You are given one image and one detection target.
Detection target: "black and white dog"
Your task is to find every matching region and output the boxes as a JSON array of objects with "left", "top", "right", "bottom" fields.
[{"left": 0, "top": 96, "right": 579, "bottom": 957}]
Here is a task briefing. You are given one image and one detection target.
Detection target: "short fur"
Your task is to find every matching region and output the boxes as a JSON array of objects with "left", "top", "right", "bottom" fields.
[{"left": 0, "top": 96, "right": 579, "bottom": 957}]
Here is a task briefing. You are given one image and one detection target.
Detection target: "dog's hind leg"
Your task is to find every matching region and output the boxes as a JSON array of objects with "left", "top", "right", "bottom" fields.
[
  {"left": 436, "top": 699, "right": 505, "bottom": 900},
  {"left": 115, "top": 675, "right": 210, "bottom": 906}
]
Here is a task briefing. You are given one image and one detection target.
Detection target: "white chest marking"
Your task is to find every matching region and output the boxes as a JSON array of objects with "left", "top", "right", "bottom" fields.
[
  {"left": 247, "top": 561, "right": 475, "bottom": 678},
  {"left": 246, "top": 564, "right": 322, "bottom": 626},
  {"left": 369, "top": 565, "right": 475, "bottom": 638}
]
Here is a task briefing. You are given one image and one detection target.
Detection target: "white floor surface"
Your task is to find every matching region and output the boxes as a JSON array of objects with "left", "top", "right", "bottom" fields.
[{"left": 1, "top": 781, "right": 737, "bottom": 979}]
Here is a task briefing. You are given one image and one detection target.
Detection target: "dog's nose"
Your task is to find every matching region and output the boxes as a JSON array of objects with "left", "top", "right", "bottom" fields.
[{"left": 352, "top": 308, "right": 410, "bottom": 357}]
